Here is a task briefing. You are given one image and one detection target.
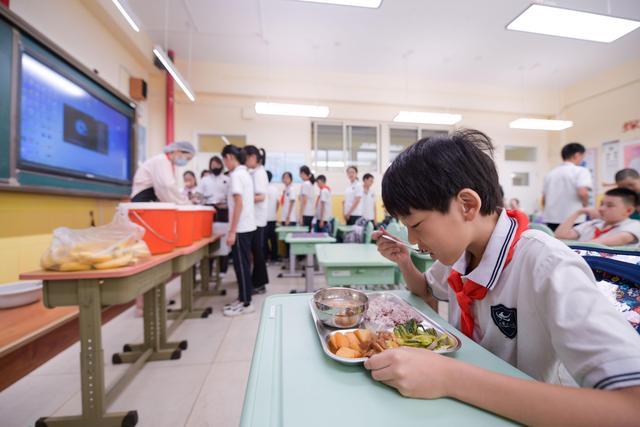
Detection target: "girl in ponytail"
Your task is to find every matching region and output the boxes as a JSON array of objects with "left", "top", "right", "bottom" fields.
[{"left": 298, "top": 165, "right": 316, "bottom": 230}]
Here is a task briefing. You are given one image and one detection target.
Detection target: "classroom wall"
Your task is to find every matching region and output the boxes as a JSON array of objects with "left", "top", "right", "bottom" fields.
[{"left": 0, "top": 0, "right": 162, "bottom": 283}]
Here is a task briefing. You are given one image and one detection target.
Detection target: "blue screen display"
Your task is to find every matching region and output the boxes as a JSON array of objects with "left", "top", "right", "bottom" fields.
[{"left": 19, "top": 53, "right": 132, "bottom": 183}]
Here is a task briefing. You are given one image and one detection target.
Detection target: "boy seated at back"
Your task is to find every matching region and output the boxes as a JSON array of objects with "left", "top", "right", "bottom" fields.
[
  {"left": 554, "top": 188, "right": 640, "bottom": 246},
  {"left": 615, "top": 168, "right": 640, "bottom": 220},
  {"left": 369, "top": 129, "right": 640, "bottom": 426}
]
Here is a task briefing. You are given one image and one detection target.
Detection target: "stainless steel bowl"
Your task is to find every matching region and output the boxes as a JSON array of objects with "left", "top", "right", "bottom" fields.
[{"left": 312, "top": 287, "right": 368, "bottom": 329}]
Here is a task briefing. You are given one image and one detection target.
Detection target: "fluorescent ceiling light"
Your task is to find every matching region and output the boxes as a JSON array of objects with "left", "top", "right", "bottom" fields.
[
  {"left": 153, "top": 46, "right": 196, "bottom": 102},
  {"left": 393, "top": 111, "right": 461, "bottom": 125},
  {"left": 509, "top": 118, "right": 573, "bottom": 131},
  {"left": 111, "top": 0, "right": 140, "bottom": 32},
  {"left": 507, "top": 4, "right": 640, "bottom": 43},
  {"left": 296, "top": 0, "right": 382, "bottom": 8},
  {"left": 22, "top": 54, "right": 84, "bottom": 97},
  {"left": 255, "top": 102, "right": 330, "bottom": 118}
]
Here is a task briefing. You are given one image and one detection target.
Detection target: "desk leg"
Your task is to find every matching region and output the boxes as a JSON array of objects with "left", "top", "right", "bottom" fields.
[
  {"left": 35, "top": 281, "right": 138, "bottom": 427},
  {"left": 167, "top": 267, "right": 211, "bottom": 322},
  {"left": 195, "top": 255, "right": 226, "bottom": 297},
  {"left": 305, "top": 253, "right": 315, "bottom": 293},
  {"left": 278, "top": 251, "right": 303, "bottom": 278}
]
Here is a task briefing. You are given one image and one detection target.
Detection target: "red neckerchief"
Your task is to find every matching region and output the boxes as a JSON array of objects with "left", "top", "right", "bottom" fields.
[
  {"left": 594, "top": 224, "right": 617, "bottom": 238},
  {"left": 447, "top": 209, "right": 529, "bottom": 339},
  {"left": 315, "top": 184, "right": 331, "bottom": 207},
  {"left": 280, "top": 186, "right": 287, "bottom": 206}
]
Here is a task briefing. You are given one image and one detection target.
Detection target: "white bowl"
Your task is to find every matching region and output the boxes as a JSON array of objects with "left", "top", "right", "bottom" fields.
[{"left": 0, "top": 281, "right": 43, "bottom": 309}]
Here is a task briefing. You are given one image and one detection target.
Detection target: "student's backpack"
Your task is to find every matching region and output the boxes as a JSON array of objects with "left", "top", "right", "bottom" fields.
[{"left": 570, "top": 245, "right": 640, "bottom": 334}]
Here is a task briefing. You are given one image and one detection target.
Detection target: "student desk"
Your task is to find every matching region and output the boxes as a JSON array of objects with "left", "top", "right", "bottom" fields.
[
  {"left": 276, "top": 225, "right": 313, "bottom": 278},
  {"left": 411, "top": 251, "right": 435, "bottom": 273},
  {"left": 19, "top": 236, "right": 219, "bottom": 427},
  {"left": 315, "top": 243, "right": 398, "bottom": 287},
  {"left": 241, "top": 292, "right": 527, "bottom": 426},
  {"left": 284, "top": 233, "right": 336, "bottom": 292}
]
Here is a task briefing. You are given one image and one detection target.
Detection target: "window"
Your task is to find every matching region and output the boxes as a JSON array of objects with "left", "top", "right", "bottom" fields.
[
  {"left": 389, "top": 128, "right": 418, "bottom": 163},
  {"left": 313, "top": 123, "right": 344, "bottom": 172},
  {"left": 505, "top": 146, "right": 537, "bottom": 162},
  {"left": 347, "top": 125, "right": 378, "bottom": 172},
  {"left": 511, "top": 172, "right": 530, "bottom": 186}
]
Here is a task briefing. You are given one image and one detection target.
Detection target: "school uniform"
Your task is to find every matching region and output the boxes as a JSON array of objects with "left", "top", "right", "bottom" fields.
[
  {"left": 199, "top": 173, "right": 231, "bottom": 272},
  {"left": 131, "top": 153, "right": 188, "bottom": 204},
  {"left": 543, "top": 162, "right": 592, "bottom": 229},
  {"left": 265, "top": 184, "right": 280, "bottom": 261},
  {"left": 573, "top": 218, "right": 640, "bottom": 244},
  {"left": 228, "top": 165, "right": 257, "bottom": 305},
  {"left": 280, "top": 184, "right": 297, "bottom": 225},
  {"left": 299, "top": 180, "right": 316, "bottom": 230},
  {"left": 315, "top": 186, "right": 332, "bottom": 233},
  {"left": 250, "top": 166, "right": 270, "bottom": 290},
  {"left": 425, "top": 209, "right": 640, "bottom": 389},
  {"left": 344, "top": 179, "right": 364, "bottom": 225},
  {"left": 362, "top": 187, "right": 376, "bottom": 223}
]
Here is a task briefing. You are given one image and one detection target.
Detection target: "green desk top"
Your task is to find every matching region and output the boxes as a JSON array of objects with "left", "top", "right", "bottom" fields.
[
  {"left": 276, "top": 225, "right": 309, "bottom": 234},
  {"left": 315, "top": 243, "right": 396, "bottom": 267},
  {"left": 241, "top": 291, "right": 527, "bottom": 426},
  {"left": 284, "top": 235, "right": 336, "bottom": 244}
]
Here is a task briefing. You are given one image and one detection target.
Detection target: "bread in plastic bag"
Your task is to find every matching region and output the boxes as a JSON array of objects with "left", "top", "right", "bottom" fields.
[{"left": 41, "top": 212, "right": 151, "bottom": 271}]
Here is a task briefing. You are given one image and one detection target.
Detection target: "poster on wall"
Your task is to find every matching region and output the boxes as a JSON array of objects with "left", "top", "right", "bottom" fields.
[
  {"left": 601, "top": 140, "right": 620, "bottom": 186},
  {"left": 584, "top": 147, "right": 598, "bottom": 203},
  {"left": 622, "top": 141, "right": 640, "bottom": 172}
]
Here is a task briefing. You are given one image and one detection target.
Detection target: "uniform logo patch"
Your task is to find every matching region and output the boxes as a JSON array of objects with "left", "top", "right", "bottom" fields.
[{"left": 490, "top": 304, "right": 517, "bottom": 339}]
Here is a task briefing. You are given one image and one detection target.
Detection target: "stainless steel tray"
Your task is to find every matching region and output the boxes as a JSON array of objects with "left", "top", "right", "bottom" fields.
[{"left": 309, "top": 292, "right": 462, "bottom": 364}]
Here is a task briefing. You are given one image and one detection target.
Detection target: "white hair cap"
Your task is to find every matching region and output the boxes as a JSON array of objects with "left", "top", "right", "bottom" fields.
[{"left": 163, "top": 141, "right": 196, "bottom": 154}]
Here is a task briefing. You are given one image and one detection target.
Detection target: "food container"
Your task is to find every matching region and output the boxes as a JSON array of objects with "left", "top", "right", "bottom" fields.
[
  {"left": 176, "top": 205, "right": 199, "bottom": 247},
  {"left": 312, "top": 287, "right": 368, "bottom": 329},
  {"left": 119, "top": 203, "right": 177, "bottom": 254},
  {"left": 0, "top": 281, "right": 42, "bottom": 309},
  {"left": 196, "top": 206, "right": 216, "bottom": 238}
]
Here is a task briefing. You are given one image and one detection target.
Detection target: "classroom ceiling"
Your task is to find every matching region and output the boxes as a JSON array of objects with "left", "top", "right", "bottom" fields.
[{"left": 127, "top": 0, "right": 640, "bottom": 90}]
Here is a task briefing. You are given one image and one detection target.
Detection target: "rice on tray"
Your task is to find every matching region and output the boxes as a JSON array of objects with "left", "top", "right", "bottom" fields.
[{"left": 365, "top": 297, "right": 422, "bottom": 329}]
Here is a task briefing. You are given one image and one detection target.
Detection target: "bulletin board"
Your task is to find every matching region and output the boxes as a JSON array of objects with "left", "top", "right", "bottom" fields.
[
  {"left": 601, "top": 140, "right": 621, "bottom": 186},
  {"left": 622, "top": 141, "right": 640, "bottom": 171}
]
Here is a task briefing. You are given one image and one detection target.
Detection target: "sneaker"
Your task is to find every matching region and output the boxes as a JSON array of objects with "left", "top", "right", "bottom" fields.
[
  {"left": 223, "top": 303, "right": 255, "bottom": 317},
  {"left": 252, "top": 286, "right": 266, "bottom": 295},
  {"left": 224, "top": 299, "right": 242, "bottom": 310}
]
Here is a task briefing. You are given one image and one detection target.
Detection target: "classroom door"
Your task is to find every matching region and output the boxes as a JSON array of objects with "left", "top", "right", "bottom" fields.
[{"left": 501, "top": 161, "right": 542, "bottom": 214}]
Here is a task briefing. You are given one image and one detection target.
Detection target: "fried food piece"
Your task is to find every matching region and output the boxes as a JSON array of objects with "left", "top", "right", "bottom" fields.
[
  {"left": 333, "top": 332, "right": 350, "bottom": 350},
  {"left": 354, "top": 329, "right": 373, "bottom": 346},
  {"left": 336, "top": 347, "right": 361, "bottom": 359},
  {"left": 345, "top": 332, "right": 361, "bottom": 352}
]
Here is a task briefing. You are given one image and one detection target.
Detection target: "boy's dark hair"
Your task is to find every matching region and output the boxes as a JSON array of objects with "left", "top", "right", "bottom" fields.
[
  {"left": 299, "top": 165, "right": 315, "bottom": 184},
  {"left": 347, "top": 166, "right": 358, "bottom": 174},
  {"left": 382, "top": 129, "right": 501, "bottom": 217},
  {"left": 363, "top": 173, "right": 374, "bottom": 181},
  {"left": 561, "top": 142, "right": 585, "bottom": 160},
  {"left": 615, "top": 168, "right": 640, "bottom": 182},
  {"left": 605, "top": 187, "right": 639, "bottom": 207},
  {"left": 266, "top": 170, "right": 273, "bottom": 182},
  {"left": 221, "top": 145, "right": 246, "bottom": 164},
  {"left": 316, "top": 174, "right": 327, "bottom": 183}
]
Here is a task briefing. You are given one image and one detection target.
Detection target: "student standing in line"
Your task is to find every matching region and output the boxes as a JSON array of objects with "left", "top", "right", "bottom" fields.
[
  {"left": 221, "top": 145, "right": 256, "bottom": 317},
  {"left": 554, "top": 188, "right": 640, "bottom": 246},
  {"left": 200, "top": 169, "right": 211, "bottom": 179},
  {"left": 280, "top": 172, "right": 297, "bottom": 226},
  {"left": 343, "top": 166, "right": 364, "bottom": 225},
  {"left": 130, "top": 141, "right": 195, "bottom": 204},
  {"left": 314, "top": 175, "right": 332, "bottom": 233},
  {"left": 181, "top": 170, "right": 198, "bottom": 201},
  {"left": 362, "top": 173, "right": 377, "bottom": 226},
  {"left": 265, "top": 171, "right": 280, "bottom": 261},
  {"left": 298, "top": 165, "right": 316, "bottom": 230},
  {"left": 542, "top": 143, "right": 592, "bottom": 231},
  {"left": 199, "top": 155, "right": 231, "bottom": 275},
  {"left": 615, "top": 168, "right": 640, "bottom": 220},
  {"left": 245, "top": 145, "right": 270, "bottom": 294},
  {"left": 370, "top": 130, "right": 640, "bottom": 425}
]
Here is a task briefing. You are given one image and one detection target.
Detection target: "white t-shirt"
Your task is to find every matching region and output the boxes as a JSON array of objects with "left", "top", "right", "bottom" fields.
[
  {"left": 131, "top": 153, "right": 188, "bottom": 204},
  {"left": 362, "top": 188, "right": 376, "bottom": 221},
  {"left": 251, "top": 165, "right": 269, "bottom": 228},
  {"left": 280, "top": 185, "right": 297, "bottom": 223},
  {"left": 573, "top": 218, "right": 640, "bottom": 244},
  {"left": 543, "top": 162, "right": 592, "bottom": 223},
  {"left": 197, "top": 174, "right": 230, "bottom": 205},
  {"left": 425, "top": 210, "right": 640, "bottom": 389},
  {"left": 315, "top": 187, "right": 332, "bottom": 222},
  {"left": 266, "top": 184, "right": 280, "bottom": 222},
  {"left": 227, "top": 165, "right": 256, "bottom": 234},
  {"left": 344, "top": 179, "right": 364, "bottom": 217},
  {"left": 299, "top": 180, "right": 315, "bottom": 217}
]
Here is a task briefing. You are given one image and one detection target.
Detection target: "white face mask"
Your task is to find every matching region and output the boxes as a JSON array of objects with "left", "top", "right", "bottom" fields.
[{"left": 174, "top": 156, "right": 189, "bottom": 167}]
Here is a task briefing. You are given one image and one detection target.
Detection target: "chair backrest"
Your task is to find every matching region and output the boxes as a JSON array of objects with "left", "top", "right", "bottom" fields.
[
  {"left": 330, "top": 218, "right": 337, "bottom": 238},
  {"left": 528, "top": 223, "right": 554, "bottom": 236}
]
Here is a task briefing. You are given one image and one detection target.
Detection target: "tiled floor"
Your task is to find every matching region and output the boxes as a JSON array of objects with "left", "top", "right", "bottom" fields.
[{"left": 0, "top": 262, "right": 448, "bottom": 427}]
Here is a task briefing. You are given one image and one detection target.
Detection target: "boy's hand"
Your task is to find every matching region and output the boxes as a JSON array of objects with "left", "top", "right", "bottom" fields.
[
  {"left": 226, "top": 231, "right": 236, "bottom": 247},
  {"left": 579, "top": 207, "right": 600, "bottom": 219},
  {"left": 372, "top": 229, "right": 411, "bottom": 265},
  {"left": 364, "top": 347, "right": 452, "bottom": 399}
]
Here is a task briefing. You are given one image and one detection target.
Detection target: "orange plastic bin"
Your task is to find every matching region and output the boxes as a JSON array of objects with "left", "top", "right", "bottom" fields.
[
  {"left": 197, "top": 206, "right": 216, "bottom": 238},
  {"left": 176, "top": 205, "right": 200, "bottom": 247},
  {"left": 119, "top": 203, "right": 177, "bottom": 254}
]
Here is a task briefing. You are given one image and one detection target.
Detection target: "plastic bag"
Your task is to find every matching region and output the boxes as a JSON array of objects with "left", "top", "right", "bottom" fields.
[{"left": 40, "top": 213, "right": 151, "bottom": 271}]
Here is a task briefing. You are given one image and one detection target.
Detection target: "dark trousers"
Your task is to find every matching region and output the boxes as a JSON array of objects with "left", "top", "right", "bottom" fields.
[
  {"left": 546, "top": 223, "right": 560, "bottom": 232},
  {"left": 346, "top": 215, "right": 362, "bottom": 226},
  {"left": 265, "top": 221, "right": 278, "bottom": 261},
  {"left": 251, "top": 226, "right": 269, "bottom": 290},
  {"left": 314, "top": 220, "right": 331, "bottom": 234},
  {"left": 231, "top": 231, "right": 253, "bottom": 305},
  {"left": 302, "top": 215, "right": 314, "bottom": 231}
]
